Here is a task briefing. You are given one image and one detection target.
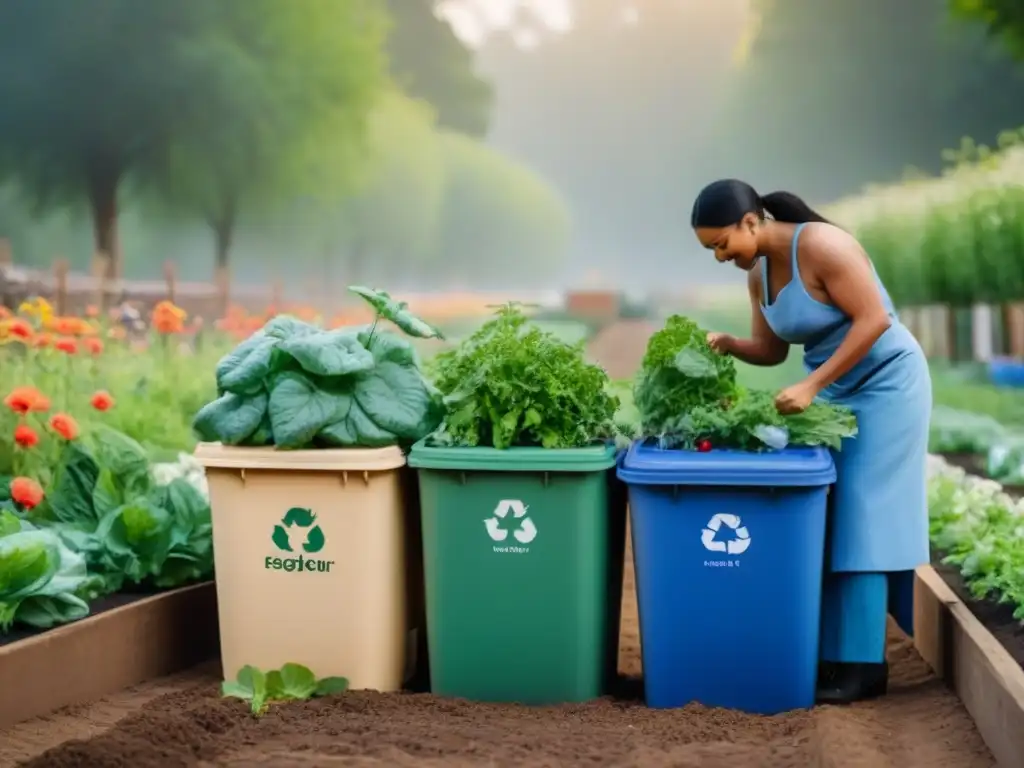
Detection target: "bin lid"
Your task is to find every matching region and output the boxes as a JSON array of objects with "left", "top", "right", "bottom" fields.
[
  {"left": 407, "top": 439, "right": 617, "bottom": 473},
  {"left": 193, "top": 442, "right": 406, "bottom": 472},
  {"left": 617, "top": 440, "right": 836, "bottom": 487}
]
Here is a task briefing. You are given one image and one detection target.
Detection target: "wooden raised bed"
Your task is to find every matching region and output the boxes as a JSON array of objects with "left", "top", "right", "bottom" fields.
[
  {"left": 0, "top": 582, "right": 219, "bottom": 729},
  {"left": 915, "top": 565, "right": 1024, "bottom": 767}
]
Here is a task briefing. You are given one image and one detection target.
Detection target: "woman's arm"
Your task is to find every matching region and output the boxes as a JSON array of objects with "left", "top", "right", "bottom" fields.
[
  {"left": 801, "top": 228, "right": 892, "bottom": 391},
  {"left": 722, "top": 267, "right": 790, "bottom": 366}
]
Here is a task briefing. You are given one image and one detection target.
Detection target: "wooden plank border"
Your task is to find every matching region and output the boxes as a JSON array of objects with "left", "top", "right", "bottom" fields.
[
  {"left": 0, "top": 582, "right": 219, "bottom": 729},
  {"left": 914, "top": 564, "right": 1024, "bottom": 767}
]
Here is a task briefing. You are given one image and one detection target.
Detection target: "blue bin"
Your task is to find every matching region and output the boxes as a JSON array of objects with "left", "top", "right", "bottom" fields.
[
  {"left": 988, "top": 357, "right": 1024, "bottom": 388},
  {"left": 617, "top": 441, "right": 835, "bottom": 715}
]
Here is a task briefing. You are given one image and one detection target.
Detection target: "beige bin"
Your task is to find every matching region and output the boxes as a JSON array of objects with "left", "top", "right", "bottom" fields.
[{"left": 194, "top": 442, "right": 422, "bottom": 691}]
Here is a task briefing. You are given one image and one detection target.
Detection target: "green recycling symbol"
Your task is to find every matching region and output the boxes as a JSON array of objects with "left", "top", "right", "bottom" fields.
[{"left": 272, "top": 507, "right": 325, "bottom": 554}]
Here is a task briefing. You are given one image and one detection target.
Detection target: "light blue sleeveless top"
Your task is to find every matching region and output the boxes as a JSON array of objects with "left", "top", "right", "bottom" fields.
[{"left": 758, "top": 223, "right": 931, "bottom": 573}]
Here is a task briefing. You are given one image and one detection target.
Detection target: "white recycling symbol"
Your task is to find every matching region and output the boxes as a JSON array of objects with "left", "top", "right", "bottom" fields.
[
  {"left": 701, "top": 513, "right": 751, "bottom": 555},
  {"left": 484, "top": 499, "right": 538, "bottom": 544}
]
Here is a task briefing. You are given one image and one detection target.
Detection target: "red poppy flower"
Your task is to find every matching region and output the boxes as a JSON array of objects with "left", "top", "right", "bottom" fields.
[
  {"left": 54, "top": 337, "right": 78, "bottom": 354},
  {"left": 90, "top": 390, "right": 115, "bottom": 411},
  {"left": 14, "top": 424, "right": 39, "bottom": 448},
  {"left": 10, "top": 477, "right": 44, "bottom": 509},
  {"left": 4, "top": 387, "right": 51, "bottom": 415},
  {"left": 49, "top": 413, "right": 79, "bottom": 441},
  {"left": 83, "top": 337, "right": 104, "bottom": 355}
]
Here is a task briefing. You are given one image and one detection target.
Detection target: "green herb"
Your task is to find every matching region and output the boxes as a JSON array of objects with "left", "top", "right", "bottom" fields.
[
  {"left": 634, "top": 315, "right": 738, "bottom": 435},
  {"left": 222, "top": 663, "right": 349, "bottom": 717},
  {"left": 192, "top": 285, "right": 444, "bottom": 449},
  {"left": 429, "top": 303, "right": 619, "bottom": 449}
]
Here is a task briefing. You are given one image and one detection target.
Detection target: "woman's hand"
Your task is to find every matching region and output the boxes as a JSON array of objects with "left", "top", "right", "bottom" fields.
[
  {"left": 774, "top": 379, "right": 820, "bottom": 415},
  {"left": 707, "top": 332, "right": 735, "bottom": 355}
]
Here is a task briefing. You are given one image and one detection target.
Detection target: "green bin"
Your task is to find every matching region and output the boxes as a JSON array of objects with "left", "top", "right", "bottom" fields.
[{"left": 407, "top": 440, "right": 627, "bottom": 704}]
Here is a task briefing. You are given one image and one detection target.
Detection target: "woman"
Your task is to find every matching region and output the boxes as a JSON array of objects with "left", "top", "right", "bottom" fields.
[{"left": 690, "top": 179, "right": 931, "bottom": 705}]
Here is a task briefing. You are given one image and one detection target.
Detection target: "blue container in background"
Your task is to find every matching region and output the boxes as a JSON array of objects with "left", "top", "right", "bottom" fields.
[
  {"left": 988, "top": 357, "right": 1024, "bottom": 388},
  {"left": 617, "top": 441, "right": 835, "bottom": 715}
]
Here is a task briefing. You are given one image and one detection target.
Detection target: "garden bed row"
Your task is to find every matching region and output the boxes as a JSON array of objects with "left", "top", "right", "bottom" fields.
[{"left": 0, "top": 582, "right": 218, "bottom": 730}]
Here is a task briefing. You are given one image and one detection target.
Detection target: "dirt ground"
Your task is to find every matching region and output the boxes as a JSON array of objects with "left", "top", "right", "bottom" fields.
[{"left": 1, "top": 536, "right": 995, "bottom": 768}]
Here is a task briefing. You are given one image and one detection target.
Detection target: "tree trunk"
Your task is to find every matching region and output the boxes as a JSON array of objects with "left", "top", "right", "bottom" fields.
[
  {"left": 87, "top": 171, "right": 120, "bottom": 281},
  {"left": 211, "top": 199, "right": 237, "bottom": 319}
]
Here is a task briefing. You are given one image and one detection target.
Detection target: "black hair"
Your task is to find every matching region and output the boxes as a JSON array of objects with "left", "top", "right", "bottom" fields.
[{"left": 690, "top": 179, "right": 830, "bottom": 228}]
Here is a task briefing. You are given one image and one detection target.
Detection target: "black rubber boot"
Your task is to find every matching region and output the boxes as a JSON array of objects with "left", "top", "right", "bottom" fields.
[{"left": 816, "top": 661, "right": 888, "bottom": 705}]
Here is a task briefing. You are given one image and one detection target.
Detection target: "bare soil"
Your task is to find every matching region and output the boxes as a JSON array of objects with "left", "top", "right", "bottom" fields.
[{"left": 4, "top": 537, "right": 994, "bottom": 768}]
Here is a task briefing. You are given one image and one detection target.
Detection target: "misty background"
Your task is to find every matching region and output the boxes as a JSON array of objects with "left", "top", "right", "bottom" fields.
[{"left": 1, "top": 0, "right": 1023, "bottom": 295}]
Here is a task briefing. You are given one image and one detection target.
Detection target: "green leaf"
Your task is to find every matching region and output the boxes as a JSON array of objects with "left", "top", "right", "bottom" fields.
[
  {"left": 268, "top": 371, "right": 348, "bottom": 449},
  {"left": 215, "top": 332, "right": 278, "bottom": 395},
  {"left": 277, "top": 663, "right": 318, "bottom": 699},
  {"left": 358, "top": 329, "right": 419, "bottom": 367},
  {"left": 279, "top": 329, "right": 375, "bottom": 377},
  {"left": 313, "top": 676, "right": 349, "bottom": 697},
  {"left": 193, "top": 392, "right": 269, "bottom": 445},
  {"left": 317, "top": 399, "right": 397, "bottom": 448},
  {"left": 92, "top": 469, "right": 123, "bottom": 518},
  {"left": 354, "top": 360, "right": 443, "bottom": 439},
  {"left": 88, "top": 426, "right": 151, "bottom": 487},
  {"left": 349, "top": 286, "right": 445, "bottom": 339},
  {"left": 48, "top": 442, "right": 100, "bottom": 525},
  {"left": 222, "top": 665, "right": 269, "bottom": 715},
  {"left": 264, "top": 315, "right": 318, "bottom": 340}
]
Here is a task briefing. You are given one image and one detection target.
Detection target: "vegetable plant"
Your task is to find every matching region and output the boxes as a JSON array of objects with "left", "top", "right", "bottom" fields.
[
  {"left": 429, "top": 303, "right": 620, "bottom": 449},
  {"left": 634, "top": 314, "right": 857, "bottom": 451},
  {"left": 193, "top": 286, "right": 445, "bottom": 449},
  {"left": 0, "top": 510, "right": 101, "bottom": 631},
  {"left": 222, "top": 663, "right": 349, "bottom": 717}
]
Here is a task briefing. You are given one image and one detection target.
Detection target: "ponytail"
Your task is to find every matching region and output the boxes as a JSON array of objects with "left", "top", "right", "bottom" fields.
[{"left": 759, "top": 191, "right": 831, "bottom": 224}]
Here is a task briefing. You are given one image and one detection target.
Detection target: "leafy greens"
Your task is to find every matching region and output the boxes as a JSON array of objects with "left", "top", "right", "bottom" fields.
[
  {"left": 634, "top": 314, "right": 858, "bottom": 451},
  {"left": 193, "top": 286, "right": 444, "bottom": 449},
  {"left": 429, "top": 303, "right": 619, "bottom": 449},
  {"left": 222, "top": 663, "right": 349, "bottom": 717}
]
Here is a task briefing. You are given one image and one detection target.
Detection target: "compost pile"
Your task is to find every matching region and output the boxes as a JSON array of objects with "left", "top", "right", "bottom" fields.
[
  {"left": 427, "top": 303, "right": 620, "bottom": 449},
  {"left": 633, "top": 315, "right": 858, "bottom": 451}
]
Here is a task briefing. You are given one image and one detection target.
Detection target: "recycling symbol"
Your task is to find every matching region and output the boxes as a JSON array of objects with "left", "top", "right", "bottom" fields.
[
  {"left": 272, "top": 507, "right": 325, "bottom": 554},
  {"left": 484, "top": 499, "right": 537, "bottom": 544},
  {"left": 701, "top": 513, "right": 750, "bottom": 555}
]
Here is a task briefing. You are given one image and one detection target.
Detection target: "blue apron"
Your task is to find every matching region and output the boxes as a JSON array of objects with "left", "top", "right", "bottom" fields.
[{"left": 758, "top": 223, "right": 931, "bottom": 662}]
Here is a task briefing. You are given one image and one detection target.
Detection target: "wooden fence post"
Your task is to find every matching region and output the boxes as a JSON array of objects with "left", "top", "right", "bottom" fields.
[
  {"left": 971, "top": 304, "right": 994, "bottom": 363},
  {"left": 52, "top": 258, "right": 70, "bottom": 316},
  {"left": 214, "top": 265, "right": 230, "bottom": 318},
  {"left": 163, "top": 260, "right": 177, "bottom": 304},
  {"left": 91, "top": 251, "right": 110, "bottom": 313},
  {"left": 0, "top": 238, "right": 11, "bottom": 267},
  {"left": 1005, "top": 303, "right": 1024, "bottom": 359}
]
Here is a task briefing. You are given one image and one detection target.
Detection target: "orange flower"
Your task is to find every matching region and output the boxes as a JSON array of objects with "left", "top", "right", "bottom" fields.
[
  {"left": 83, "top": 337, "right": 104, "bottom": 355},
  {"left": 10, "top": 477, "right": 44, "bottom": 510},
  {"left": 14, "top": 424, "right": 39, "bottom": 448},
  {"left": 4, "top": 386, "right": 51, "bottom": 415},
  {"left": 49, "top": 412, "right": 79, "bottom": 440},
  {"left": 85, "top": 304, "right": 100, "bottom": 318},
  {"left": 48, "top": 316, "right": 92, "bottom": 336},
  {"left": 54, "top": 336, "right": 78, "bottom": 354},
  {"left": 0, "top": 306, "right": 10, "bottom": 319},
  {"left": 152, "top": 300, "right": 187, "bottom": 334},
  {"left": 0, "top": 317, "right": 33, "bottom": 341},
  {"left": 90, "top": 390, "right": 115, "bottom": 411},
  {"left": 32, "top": 332, "right": 53, "bottom": 349}
]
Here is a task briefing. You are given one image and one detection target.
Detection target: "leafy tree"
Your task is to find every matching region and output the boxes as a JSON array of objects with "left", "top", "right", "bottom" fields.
[
  {"left": 156, "top": 0, "right": 387, "bottom": 280},
  {"left": 309, "top": 90, "right": 447, "bottom": 285},
  {"left": 382, "top": 0, "right": 493, "bottom": 137},
  {"left": 428, "top": 132, "right": 571, "bottom": 286},
  {"left": 951, "top": 0, "right": 1024, "bottom": 54},
  {"left": 0, "top": 1, "right": 221, "bottom": 276},
  {"left": 712, "top": 0, "right": 1024, "bottom": 200}
]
